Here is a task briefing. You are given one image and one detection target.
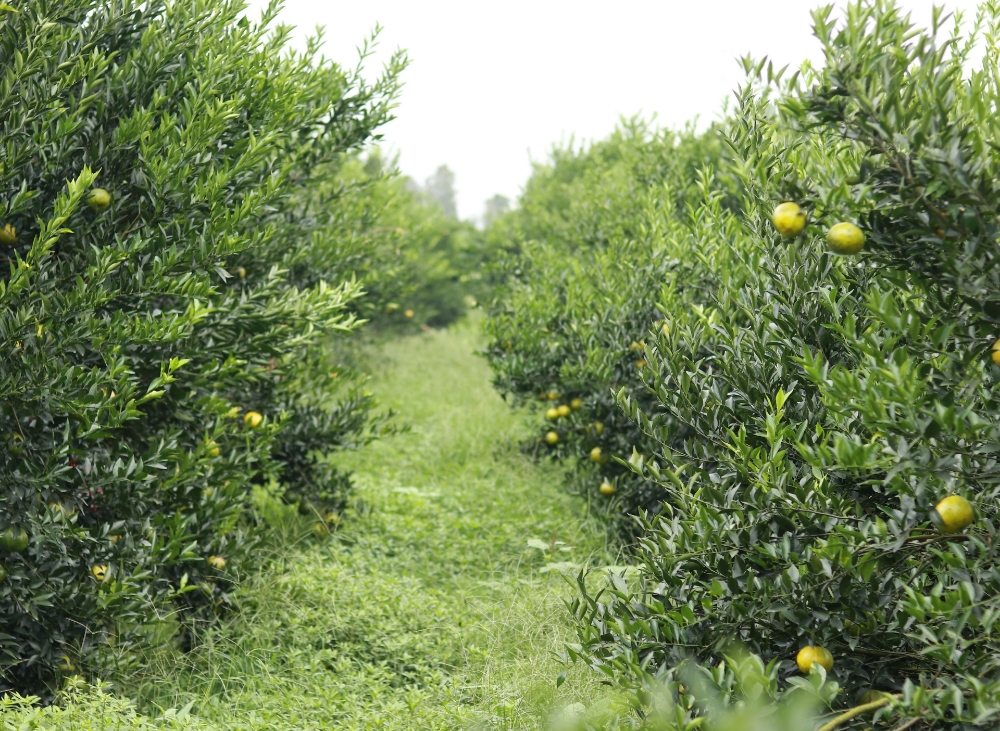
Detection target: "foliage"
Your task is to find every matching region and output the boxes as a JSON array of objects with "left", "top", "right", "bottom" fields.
[
  {"left": 483, "top": 119, "right": 741, "bottom": 527},
  {"left": 0, "top": 325, "right": 615, "bottom": 731},
  {"left": 332, "top": 152, "right": 490, "bottom": 331},
  {"left": 0, "top": 0, "right": 402, "bottom": 693},
  {"left": 563, "top": 1, "right": 1000, "bottom": 728}
]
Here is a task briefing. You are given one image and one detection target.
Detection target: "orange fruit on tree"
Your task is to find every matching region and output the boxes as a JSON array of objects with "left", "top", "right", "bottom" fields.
[
  {"left": 244, "top": 411, "right": 263, "bottom": 428},
  {"left": 545, "top": 431, "right": 559, "bottom": 445},
  {"left": 826, "top": 222, "right": 865, "bottom": 255},
  {"left": 991, "top": 338, "right": 1000, "bottom": 366},
  {"left": 796, "top": 645, "right": 833, "bottom": 673},
  {"left": 772, "top": 202, "right": 807, "bottom": 238},
  {"left": 86, "top": 188, "right": 111, "bottom": 212},
  {"left": 570, "top": 397, "right": 583, "bottom": 410},
  {"left": 0, "top": 224, "right": 15, "bottom": 245},
  {"left": 546, "top": 407, "right": 560, "bottom": 421},
  {"left": 599, "top": 480, "right": 615, "bottom": 496},
  {"left": 556, "top": 404, "right": 571, "bottom": 417},
  {"left": 934, "top": 495, "right": 974, "bottom": 533},
  {"left": 207, "top": 555, "right": 227, "bottom": 570}
]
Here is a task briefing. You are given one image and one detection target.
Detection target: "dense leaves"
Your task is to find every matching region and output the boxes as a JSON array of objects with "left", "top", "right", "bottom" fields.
[
  {"left": 483, "top": 120, "right": 741, "bottom": 525},
  {"left": 0, "top": 0, "right": 404, "bottom": 694},
  {"left": 489, "top": 1, "right": 1000, "bottom": 728}
]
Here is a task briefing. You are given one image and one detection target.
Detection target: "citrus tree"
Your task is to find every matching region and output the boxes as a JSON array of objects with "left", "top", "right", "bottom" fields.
[
  {"left": 329, "top": 151, "right": 489, "bottom": 332},
  {"left": 0, "top": 0, "right": 403, "bottom": 694},
  {"left": 570, "top": 1, "right": 1000, "bottom": 727},
  {"left": 484, "top": 121, "right": 742, "bottom": 526}
]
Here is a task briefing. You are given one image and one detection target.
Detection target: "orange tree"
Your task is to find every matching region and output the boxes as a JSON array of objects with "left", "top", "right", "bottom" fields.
[
  {"left": 483, "top": 121, "right": 742, "bottom": 527},
  {"left": 570, "top": 2, "right": 1000, "bottom": 728},
  {"left": 0, "top": 0, "right": 403, "bottom": 694}
]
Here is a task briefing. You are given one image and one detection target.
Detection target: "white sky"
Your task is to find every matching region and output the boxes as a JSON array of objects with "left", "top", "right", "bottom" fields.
[{"left": 247, "top": 0, "right": 981, "bottom": 222}]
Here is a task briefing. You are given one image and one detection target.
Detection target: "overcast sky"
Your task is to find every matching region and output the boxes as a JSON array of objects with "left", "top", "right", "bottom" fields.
[{"left": 247, "top": 0, "right": 981, "bottom": 222}]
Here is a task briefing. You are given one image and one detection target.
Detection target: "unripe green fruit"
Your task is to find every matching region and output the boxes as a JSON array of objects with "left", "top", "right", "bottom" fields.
[{"left": 0, "top": 527, "right": 29, "bottom": 553}]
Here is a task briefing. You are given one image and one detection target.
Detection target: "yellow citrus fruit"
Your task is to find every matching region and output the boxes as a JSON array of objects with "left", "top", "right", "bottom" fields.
[
  {"left": 244, "top": 411, "right": 263, "bottom": 428},
  {"left": 0, "top": 224, "right": 16, "bottom": 245},
  {"left": 556, "top": 404, "right": 571, "bottom": 417},
  {"left": 661, "top": 322, "right": 670, "bottom": 336},
  {"left": 404, "top": 309, "right": 414, "bottom": 318},
  {"left": 91, "top": 564, "right": 108, "bottom": 581},
  {"left": 629, "top": 341, "right": 645, "bottom": 352},
  {"left": 236, "top": 266, "right": 246, "bottom": 279},
  {"left": 313, "top": 522, "right": 330, "bottom": 538},
  {"left": 826, "top": 222, "right": 865, "bottom": 255},
  {"left": 207, "top": 555, "right": 227, "bottom": 570},
  {"left": 599, "top": 480, "right": 615, "bottom": 496},
  {"left": 546, "top": 407, "right": 560, "bottom": 421},
  {"left": 772, "top": 202, "right": 807, "bottom": 238},
  {"left": 86, "top": 188, "right": 111, "bottom": 212},
  {"left": 590, "top": 447, "right": 603, "bottom": 462},
  {"left": 324, "top": 511, "right": 339, "bottom": 524},
  {"left": 934, "top": 495, "right": 974, "bottom": 533},
  {"left": 570, "top": 397, "right": 583, "bottom": 410},
  {"left": 991, "top": 338, "right": 1000, "bottom": 366},
  {"left": 635, "top": 359, "right": 647, "bottom": 368},
  {"left": 593, "top": 421, "right": 604, "bottom": 436},
  {"left": 547, "top": 390, "right": 561, "bottom": 401},
  {"left": 545, "top": 431, "right": 559, "bottom": 445},
  {"left": 796, "top": 645, "right": 833, "bottom": 673},
  {"left": 205, "top": 440, "right": 220, "bottom": 457}
]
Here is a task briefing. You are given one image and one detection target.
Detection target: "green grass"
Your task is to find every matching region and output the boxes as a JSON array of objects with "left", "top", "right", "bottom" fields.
[{"left": 3, "top": 321, "right": 619, "bottom": 730}]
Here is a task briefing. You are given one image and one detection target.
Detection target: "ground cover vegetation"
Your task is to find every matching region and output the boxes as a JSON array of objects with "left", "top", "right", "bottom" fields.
[
  {"left": 0, "top": 0, "right": 437, "bottom": 695},
  {"left": 487, "top": 1, "right": 1000, "bottom": 728}
]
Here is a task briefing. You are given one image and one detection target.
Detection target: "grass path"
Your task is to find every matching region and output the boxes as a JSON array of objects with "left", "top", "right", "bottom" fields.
[{"left": 121, "top": 323, "right": 616, "bottom": 730}]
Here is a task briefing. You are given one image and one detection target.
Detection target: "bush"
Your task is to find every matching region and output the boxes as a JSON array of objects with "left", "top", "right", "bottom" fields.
[
  {"left": 0, "top": 0, "right": 402, "bottom": 694},
  {"left": 483, "top": 120, "right": 741, "bottom": 527},
  {"left": 325, "top": 150, "right": 490, "bottom": 332},
  {"left": 568, "top": 1, "right": 1000, "bottom": 727}
]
